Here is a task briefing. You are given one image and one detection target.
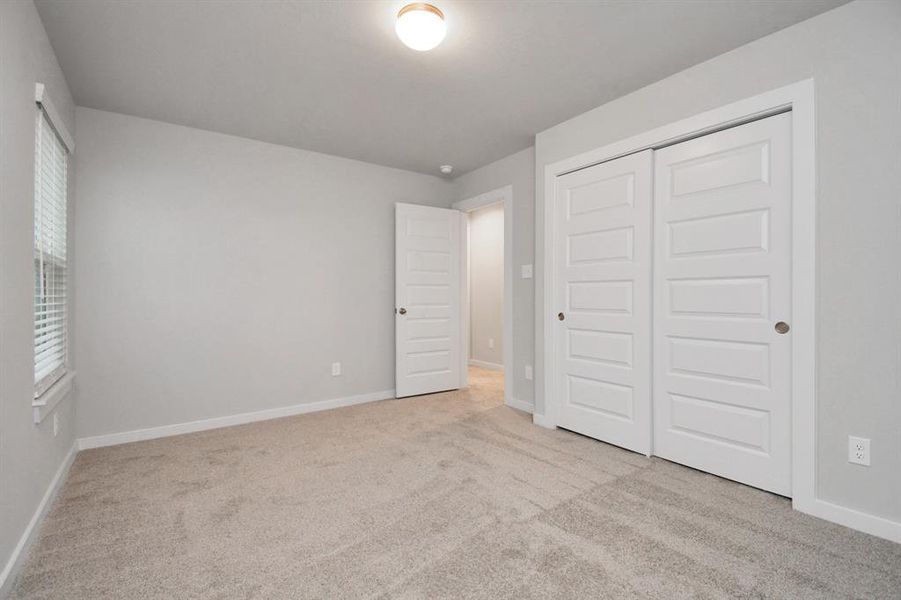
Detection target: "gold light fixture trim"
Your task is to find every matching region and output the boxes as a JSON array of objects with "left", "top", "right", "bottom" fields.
[
  {"left": 397, "top": 3, "right": 444, "bottom": 20},
  {"left": 397, "top": 2, "right": 444, "bottom": 21}
]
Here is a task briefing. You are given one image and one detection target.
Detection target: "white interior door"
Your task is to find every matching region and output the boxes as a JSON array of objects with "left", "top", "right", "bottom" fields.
[
  {"left": 395, "top": 203, "right": 462, "bottom": 398},
  {"left": 653, "top": 112, "right": 792, "bottom": 495},
  {"left": 553, "top": 150, "right": 652, "bottom": 454}
]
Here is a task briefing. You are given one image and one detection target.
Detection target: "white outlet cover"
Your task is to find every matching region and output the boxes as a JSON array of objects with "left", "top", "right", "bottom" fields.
[
  {"left": 524, "top": 365, "right": 533, "bottom": 381},
  {"left": 521, "top": 264, "right": 533, "bottom": 279},
  {"left": 848, "top": 436, "right": 870, "bottom": 466},
  {"left": 488, "top": 338, "right": 494, "bottom": 349},
  {"left": 331, "top": 362, "right": 341, "bottom": 376}
]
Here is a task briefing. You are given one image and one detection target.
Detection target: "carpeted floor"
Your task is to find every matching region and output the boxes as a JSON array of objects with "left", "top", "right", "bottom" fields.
[{"left": 9, "top": 367, "right": 901, "bottom": 599}]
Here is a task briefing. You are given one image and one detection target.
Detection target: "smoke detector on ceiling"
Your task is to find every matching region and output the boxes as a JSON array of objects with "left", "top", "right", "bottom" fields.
[{"left": 439, "top": 165, "right": 453, "bottom": 175}]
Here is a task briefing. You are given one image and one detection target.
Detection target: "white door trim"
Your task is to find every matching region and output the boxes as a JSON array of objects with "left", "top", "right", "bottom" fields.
[
  {"left": 539, "top": 81, "right": 819, "bottom": 517},
  {"left": 453, "top": 185, "right": 515, "bottom": 411}
]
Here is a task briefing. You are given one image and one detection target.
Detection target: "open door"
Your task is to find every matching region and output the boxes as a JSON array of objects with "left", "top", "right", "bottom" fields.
[{"left": 395, "top": 203, "right": 462, "bottom": 398}]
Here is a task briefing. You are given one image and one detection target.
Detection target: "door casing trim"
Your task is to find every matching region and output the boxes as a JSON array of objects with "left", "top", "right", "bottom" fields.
[{"left": 453, "top": 185, "right": 515, "bottom": 411}]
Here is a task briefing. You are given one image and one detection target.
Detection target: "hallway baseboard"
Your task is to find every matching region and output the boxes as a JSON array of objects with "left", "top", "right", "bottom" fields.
[{"left": 468, "top": 359, "right": 503, "bottom": 372}]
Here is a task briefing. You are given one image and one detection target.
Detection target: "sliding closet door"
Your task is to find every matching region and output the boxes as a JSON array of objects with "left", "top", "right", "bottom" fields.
[
  {"left": 653, "top": 113, "right": 792, "bottom": 495},
  {"left": 553, "top": 150, "right": 652, "bottom": 455}
]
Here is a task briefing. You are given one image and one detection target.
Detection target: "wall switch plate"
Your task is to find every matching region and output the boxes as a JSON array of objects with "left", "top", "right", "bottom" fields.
[
  {"left": 848, "top": 436, "right": 870, "bottom": 466},
  {"left": 488, "top": 338, "right": 494, "bottom": 349},
  {"left": 521, "top": 264, "right": 533, "bottom": 279},
  {"left": 524, "top": 365, "right": 533, "bottom": 381},
  {"left": 331, "top": 362, "right": 341, "bottom": 376},
  {"left": 52, "top": 413, "right": 59, "bottom": 437}
]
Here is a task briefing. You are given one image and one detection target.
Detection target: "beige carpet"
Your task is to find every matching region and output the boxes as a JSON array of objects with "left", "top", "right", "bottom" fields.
[{"left": 9, "top": 367, "right": 901, "bottom": 599}]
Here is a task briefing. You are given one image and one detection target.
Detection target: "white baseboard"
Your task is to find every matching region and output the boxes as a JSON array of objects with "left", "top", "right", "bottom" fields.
[
  {"left": 78, "top": 389, "right": 396, "bottom": 450},
  {"left": 0, "top": 442, "right": 77, "bottom": 596},
  {"left": 532, "top": 412, "right": 555, "bottom": 429},
  {"left": 800, "top": 498, "right": 901, "bottom": 545},
  {"left": 505, "top": 397, "right": 534, "bottom": 414},
  {"left": 468, "top": 359, "right": 503, "bottom": 372}
]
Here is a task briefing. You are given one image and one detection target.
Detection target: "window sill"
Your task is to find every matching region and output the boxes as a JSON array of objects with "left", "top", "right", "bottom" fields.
[{"left": 33, "top": 371, "right": 75, "bottom": 424}]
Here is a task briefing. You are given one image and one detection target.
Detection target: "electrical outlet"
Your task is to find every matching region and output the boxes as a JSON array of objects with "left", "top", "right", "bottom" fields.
[
  {"left": 488, "top": 338, "right": 494, "bottom": 349},
  {"left": 52, "top": 413, "right": 59, "bottom": 437},
  {"left": 521, "top": 264, "right": 533, "bottom": 279},
  {"left": 848, "top": 436, "right": 870, "bottom": 466},
  {"left": 524, "top": 365, "right": 533, "bottom": 381},
  {"left": 331, "top": 362, "right": 341, "bottom": 376}
]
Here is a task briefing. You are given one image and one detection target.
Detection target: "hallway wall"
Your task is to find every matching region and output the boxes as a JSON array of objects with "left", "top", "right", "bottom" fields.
[{"left": 468, "top": 203, "right": 504, "bottom": 368}]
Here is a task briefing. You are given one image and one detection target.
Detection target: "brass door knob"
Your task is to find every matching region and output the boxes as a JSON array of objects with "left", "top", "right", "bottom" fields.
[
  {"left": 398, "top": 307, "right": 407, "bottom": 315},
  {"left": 775, "top": 321, "right": 790, "bottom": 334},
  {"left": 558, "top": 312, "right": 565, "bottom": 321}
]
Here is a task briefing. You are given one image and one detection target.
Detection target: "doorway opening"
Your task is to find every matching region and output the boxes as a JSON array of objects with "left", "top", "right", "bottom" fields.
[
  {"left": 453, "top": 185, "right": 514, "bottom": 409},
  {"left": 466, "top": 202, "right": 504, "bottom": 398}
]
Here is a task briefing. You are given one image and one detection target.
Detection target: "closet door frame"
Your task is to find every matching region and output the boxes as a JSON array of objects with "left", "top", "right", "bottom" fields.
[{"left": 538, "top": 80, "right": 816, "bottom": 511}]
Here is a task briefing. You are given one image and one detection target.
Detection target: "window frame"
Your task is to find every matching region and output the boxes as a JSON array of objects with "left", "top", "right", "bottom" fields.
[{"left": 32, "top": 83, "right": 75, "bottom": 421}]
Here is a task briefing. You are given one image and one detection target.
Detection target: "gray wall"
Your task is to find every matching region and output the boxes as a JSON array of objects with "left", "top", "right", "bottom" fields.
[
  {"left": 468, "top": 203, "right": 504, "bottom": 366},
  {"left": 453, "top": 147, "right": 535, "bottom": 407},
  {"left": 74, "top": 108, "right": 454, "bottom": 438},
  {"left": 533, "top": 0, "right": 900, "bottom": 521},
  {"left": 0, "top": 0, "right": 77, "bottom": 590}
]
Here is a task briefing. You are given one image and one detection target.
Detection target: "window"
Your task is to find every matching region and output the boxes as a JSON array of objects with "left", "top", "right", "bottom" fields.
[{"left": 33, "top": 105, "right": 69, "bottom": 398}]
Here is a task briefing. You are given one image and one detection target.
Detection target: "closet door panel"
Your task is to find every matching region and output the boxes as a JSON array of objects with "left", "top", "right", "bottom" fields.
[
  {"left": 653, "top": 112, "right": 793, "bottom": 496},
  {"left": 553, "top": 150, "right": 653, "bottom": 454}
]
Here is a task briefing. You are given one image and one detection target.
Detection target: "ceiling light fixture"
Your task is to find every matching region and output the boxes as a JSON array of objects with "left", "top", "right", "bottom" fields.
[
  {"left": 439, "top": 165, "right": 453, "bottom": 175},
  {"left": 396, "top": 3, "right": 446, "bottom": 52}
]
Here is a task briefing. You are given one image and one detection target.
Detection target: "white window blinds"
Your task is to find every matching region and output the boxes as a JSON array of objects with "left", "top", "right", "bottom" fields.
[{"left": 34, "top": 106, "right": 69, "bottom": 398}]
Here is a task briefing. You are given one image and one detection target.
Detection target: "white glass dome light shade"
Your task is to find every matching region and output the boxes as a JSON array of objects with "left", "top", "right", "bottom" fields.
[{"left": 396, "top": 3, "right": 446, "bottom": 52}]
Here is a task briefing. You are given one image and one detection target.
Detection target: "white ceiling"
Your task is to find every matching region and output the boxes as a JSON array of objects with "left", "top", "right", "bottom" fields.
[{"left": 35, "top": 0, "right": 846, "bottom": 176}]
